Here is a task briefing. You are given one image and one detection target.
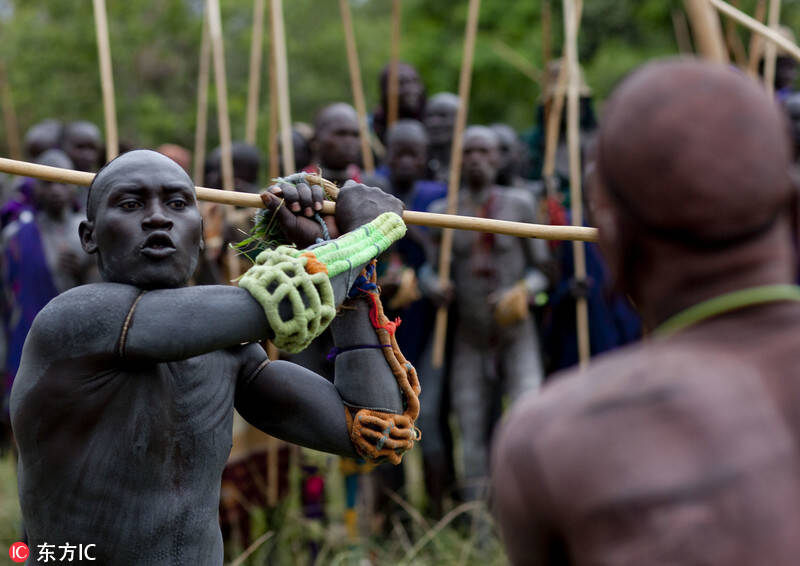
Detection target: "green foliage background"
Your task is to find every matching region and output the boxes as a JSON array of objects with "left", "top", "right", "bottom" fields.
[{"left": 1, "top": 0, "right": 799, "bottom": 157}]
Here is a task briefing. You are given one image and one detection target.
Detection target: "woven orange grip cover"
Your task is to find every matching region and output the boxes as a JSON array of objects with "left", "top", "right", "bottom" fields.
[{"left": 344, "top": 262, "right": 421, "bottom": 465}]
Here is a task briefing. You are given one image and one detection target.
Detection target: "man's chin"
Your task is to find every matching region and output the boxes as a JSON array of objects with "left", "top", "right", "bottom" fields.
[{"left": 101, "top": 267, "right": 191, "bottom": 290}]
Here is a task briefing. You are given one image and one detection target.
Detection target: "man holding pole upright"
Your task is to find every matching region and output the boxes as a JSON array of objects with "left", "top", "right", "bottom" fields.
[
  {"left": 423, "top": 125, "right": 550, "bottom": 502},
  {"left": 10, "top": 149, "right": 420, "bottom": 565},
  {"left": 492, "top": 59, "right": 800, "bottom": 566}
]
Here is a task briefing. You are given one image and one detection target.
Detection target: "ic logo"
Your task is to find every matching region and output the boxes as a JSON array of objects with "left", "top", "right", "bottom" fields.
[{"left": 9, "top": 542, "right": 29, "bottom": 563}]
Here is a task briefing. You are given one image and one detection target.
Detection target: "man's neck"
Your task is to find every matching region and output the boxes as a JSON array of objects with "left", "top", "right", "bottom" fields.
[
  {"left": 429, "top": 144, "right": 451, "bottom": 163},
  {"left": 466, "top": 183, "right": 492, "bottom": 206},
  {"left": 634, "top": 226, "right": 796, "bottom": 332}
]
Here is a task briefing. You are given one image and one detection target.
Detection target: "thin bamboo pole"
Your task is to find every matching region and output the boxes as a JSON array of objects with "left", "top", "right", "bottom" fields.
[
  {"left": 0, "top": 156, "right": 599, "bottom": 242},
  {"left": 271, "top": 0, "right": 294, "bottom": 177},
  {"left": 92, "top": 0, "right": 119, "bottom": 161},
  {"left": 542, "top": 0, "right": 552, "bottom": 73},
  {"left": 724, "top": 0, "right": 748, "bottom": 67},
  {"left": 268, "top": 42, "right": 279, "bottom": 179},
  {"left": 709, "top": 0, "right": 800, "bottom": 63},
  {"left": 763, "top": 0, "right": 781, "bottom": 96},
  {"left": 564, "top": 0, "right": 590, "bottom": 369},
  {"left": 0, "top": 62, "right": 21, "bottom": 160},
  {"left": 490, "top": 40, "right": 542, "bottom": 84},
  {"left": 245, "top": 0, "right": 266, "bottom": 145},
  {"left": 432, "top": 0, "right": 481, "bottom": 369},
  {"left": 672, "top": 9, "right": 694, "bottom": 54},
  {"left": 193, "top": 15, "right": 211, "bottom": 184},
  {"left": 339, "top": 0, "right": 375, "bottom": 174},
  {"left": 207, "top": 0, "right": 234, "bottom": 193},
  {"left": 542, "top": 1, "right": 582, "bottom": 188},
  {"left": 683, "top": 0, "right": 729, "bottom": 63},
  {"left": 387, "top": 0, "right": 402, "bottom": 128},
  {"left": 747, "top": 0, "right": 768, "bottom": 77}
]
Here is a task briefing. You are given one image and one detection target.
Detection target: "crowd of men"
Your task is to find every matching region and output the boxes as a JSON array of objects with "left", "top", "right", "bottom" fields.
[{"left": 2, "top": 48, "right": 800, "bottom": 564}]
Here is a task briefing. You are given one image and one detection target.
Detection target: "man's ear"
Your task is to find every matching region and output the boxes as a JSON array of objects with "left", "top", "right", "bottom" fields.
[{"left": 79, "top": 220, "right": 98, "bottom": 254}]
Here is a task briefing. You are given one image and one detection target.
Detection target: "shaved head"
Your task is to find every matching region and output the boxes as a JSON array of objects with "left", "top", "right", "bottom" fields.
[
  {"left": 87, "top": 150, "right": 194, "bottom": 221},
  {"left": 597, "top": 59, "right": 793, "bottom": 246}
]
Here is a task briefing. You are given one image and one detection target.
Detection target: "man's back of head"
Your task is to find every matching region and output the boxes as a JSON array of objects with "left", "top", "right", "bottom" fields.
[{"left": 592, "top": 59, "right": 797, "bottom": 325}]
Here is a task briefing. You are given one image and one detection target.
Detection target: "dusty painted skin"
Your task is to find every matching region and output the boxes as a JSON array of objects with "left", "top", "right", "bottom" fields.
[
  {"left": 10, "top": 149, "right": 405, "bottom": 565},
  {"left": 492, "top": 59, "right": 800, "bottom": 566}
]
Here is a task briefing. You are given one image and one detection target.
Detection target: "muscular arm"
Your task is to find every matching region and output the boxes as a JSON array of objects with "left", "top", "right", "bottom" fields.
[
  {"left": 234, "top": 293, "right": 405, "bottom": 458},
  {"left": 234, "top": 346, "right": 357, "bottom": 457},
  {"left": 491, "top": 403, "right": 568, "bottom": 566}
]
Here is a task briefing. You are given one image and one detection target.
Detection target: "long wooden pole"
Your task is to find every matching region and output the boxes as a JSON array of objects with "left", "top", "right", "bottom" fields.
[
  {"left": 92, "top": 0, "right": 119, "bottom": 162},
  {"left": 564, "top": 0, "right": 590, "bottom": 369},
  {"left": 709, "top": 0, "right": 800, "bottom": 63},
  {"left": 387, "top": 0, "right": 402, "bottom": 128},
  {"left": 207, "top": 0, "right": 234, "bottom": 193},
  {"left": 683, "top": 0, "right": 729, "bottom": 63},
  {"left": 193, "top": 14, "right": 211, "bottom": 184},
  {"left": 0, "top": 62, "right": 21, "bottom": 160},
  {"left": 672, "top": 9, "right": 694, "bottom": 54},
  {"left": 271, "top": 0, "right": 294, "bottom": 177},
  {"left": 762, "top": 0, "right": 781, "bottom": 96},
  {"left": 724, "top": 0, "right": 748, "bottom": 67},
  {"left": 542, "top": 1, "right": 582, "bottom": 189},
  {"left": 267, "top": 8, "right": 279, "bottom": 180},
  {"left": 245, "top": 0, "right": 266, "bottom": 145},
  {"left": 432, "top": 0, "right": 481, "bottom": 369},
  {"left": 339, "top": 0, "right": 375, "bottom": 175},
  {"left": 747, "top": 0, "right": 768, "bottom": 77},
  {"left": 490, "top": 40, "right": 542, "bottom": 84},
  {"left": 0, "top": 156, "right": 599, "bottom": 241}
]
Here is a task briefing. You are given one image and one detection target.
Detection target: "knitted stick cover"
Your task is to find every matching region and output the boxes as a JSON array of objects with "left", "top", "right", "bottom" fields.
[
  {"left": 238, "top": 247, "right": 336, "bottom": 353},
  {"left": 239, "top": 212, "right": 407, "bottom": 354}
]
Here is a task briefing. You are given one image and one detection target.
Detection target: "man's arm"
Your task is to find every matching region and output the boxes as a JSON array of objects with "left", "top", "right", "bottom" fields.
[
  {"left": 233, "top": 344, "right": 357, "bottom": 457},
  {"left": 491, "top": 402, "right": 567, "bottom": 566}
]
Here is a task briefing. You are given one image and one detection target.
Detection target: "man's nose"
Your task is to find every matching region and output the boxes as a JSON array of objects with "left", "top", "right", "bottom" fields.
[{"left": 142, "top": 204, "right": 174, "bottom": 230}]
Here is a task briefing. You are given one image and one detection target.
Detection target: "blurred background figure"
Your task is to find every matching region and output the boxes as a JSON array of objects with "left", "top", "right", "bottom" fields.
[
  {"left": 156, "top": 143, "right": 192, "bottom": 174},
  {"left": 1, "top": 149, "right": 96, "bottom": 438},
  {"left": 423, "top": 92, "right": 459, "bottom": 184},
  {"left": 372, "top": 61, "right": 427, "bottom": 145},
  {"left": 60, "top": 121, "right": 103, "bottom": 173}
]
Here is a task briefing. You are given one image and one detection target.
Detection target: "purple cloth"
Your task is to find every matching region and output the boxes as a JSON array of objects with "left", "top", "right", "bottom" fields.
[{"left": 3, "top": 215, "right": 59, "bottom": 386}]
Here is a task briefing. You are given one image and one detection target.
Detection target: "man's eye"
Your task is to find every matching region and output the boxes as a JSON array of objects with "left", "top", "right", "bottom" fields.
[
  {"left": 168, "top": 199, "right": 187, "bottom": 209},
  {"left": 119, "top": 201, "right": 141, "bottom": 210}
]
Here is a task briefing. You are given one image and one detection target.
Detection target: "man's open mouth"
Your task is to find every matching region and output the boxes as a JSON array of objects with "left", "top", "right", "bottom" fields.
[{"left": 140, "top": 232, "right": 177, "bottom": 258}]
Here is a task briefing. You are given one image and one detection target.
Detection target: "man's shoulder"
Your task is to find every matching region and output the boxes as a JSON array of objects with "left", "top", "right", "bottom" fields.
[
  {"left": 498, "top": 340, "right": 765, "bottom": 466},
  {"left": 30, "top": 283, "right": 141, "bottom": 345}
]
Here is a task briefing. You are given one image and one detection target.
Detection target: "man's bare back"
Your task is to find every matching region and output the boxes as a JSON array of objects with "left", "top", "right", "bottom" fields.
[
  {"left": 491, "top": 59, "right": 800, "bottom": 565},
  {"left": 494, "top": 301, "right": 800, "bottom": 565}
]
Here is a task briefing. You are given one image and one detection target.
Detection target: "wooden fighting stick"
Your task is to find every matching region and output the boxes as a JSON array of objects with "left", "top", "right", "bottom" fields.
[
  {"left": 683, "top": 0, "right": 729, "bottom": 64},
  {"left": 709, "top": 0, "right": 800, "bottom": 63},
  {"left": 0, "top": 62, "right": 21, "bottom": 161},
  {"left": 564, "top": 0, "right": 590, "bottom": 368},
  {"left": 0, "top": 156, "right": 599, "bottom": 243},
  {"left": 431, "top": 0, "right": 482, "bottom": 369},
  {"left": 339, "top": 0, "right": 375, "bottom": 174},
  {"left": 193, "top": 14, "right": 211, "bottom": 185},
  {"left": 762, "top": 0, "right": 781, "bottom": 97},
  {"left": 271, "top": 0, "right": 294, "bottom": 177},
  {"left": 245, "top": 0, "right": 266, "bottom": 146},
  {"left": 747, "top": 0, "right": 768, "bottom": 78},
  {"left": 207, "top": 0, "right": 239, "bottom": 279},
  {"left": 387, "top": 0, "right": 402, "bottom": 128},
  {"left": 92, "top": 0, "right": 119, "bottom": 161}
]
